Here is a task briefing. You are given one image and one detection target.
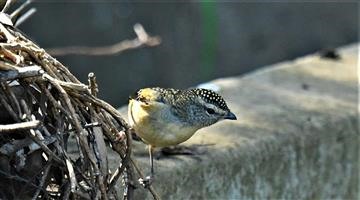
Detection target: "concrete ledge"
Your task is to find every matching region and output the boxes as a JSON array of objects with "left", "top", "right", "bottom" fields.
[{"left": 118, "top": 44, "right": 358, "bottom": 199}]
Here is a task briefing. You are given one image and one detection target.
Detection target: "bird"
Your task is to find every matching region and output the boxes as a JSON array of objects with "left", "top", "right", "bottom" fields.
[{"left": 128, "top": 87, "right": 236, "bottom": 185}]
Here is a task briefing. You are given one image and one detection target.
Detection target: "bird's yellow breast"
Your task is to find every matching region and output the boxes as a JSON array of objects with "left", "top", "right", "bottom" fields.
[{"left": 128, "top": 99, "right": 199, "bottom": 147}]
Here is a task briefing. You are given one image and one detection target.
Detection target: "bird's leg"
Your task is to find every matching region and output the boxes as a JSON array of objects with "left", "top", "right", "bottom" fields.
[
  {"left": 139, "top": 145, "right": 155, "bottom": 188},
  {"left": 149, "top": 145, "right": 154, "bottom": 176}
]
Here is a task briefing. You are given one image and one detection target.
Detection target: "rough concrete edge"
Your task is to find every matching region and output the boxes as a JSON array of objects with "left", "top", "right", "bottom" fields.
[{"left": 119, "top": 43, "right": 359, "bottom": 199}]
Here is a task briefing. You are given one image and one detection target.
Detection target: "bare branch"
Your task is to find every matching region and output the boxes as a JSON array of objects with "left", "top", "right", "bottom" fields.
[
  {"left": 0, "top": 3, "right": 161, "bottom": 198},
  {"left": 10, "top": 0, "right": 32, "bottom": 19},
  {"left": 47, "top": 23, "right": 161, "bottom": 56},
  {"left": 14, "top": 8, "right": 36, "bottom": 27},
  {"left": 0, "top": 120, "right": 40, "bottom": 133},
  {"left": 0, "top": 65, "right": 43, "bottom": 82},
  {"left": 1, "top": 0, "right": 14, "bottom": 13}
]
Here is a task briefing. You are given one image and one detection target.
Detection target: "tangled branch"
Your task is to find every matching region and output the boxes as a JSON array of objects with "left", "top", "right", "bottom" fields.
[{"left": 0, "top": 1, "right": 160, "bottom": 199}]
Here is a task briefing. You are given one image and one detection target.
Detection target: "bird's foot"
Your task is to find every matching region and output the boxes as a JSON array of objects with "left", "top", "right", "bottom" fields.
[{"left": 138, "top": 175, "right": 153, "bottom": 188}]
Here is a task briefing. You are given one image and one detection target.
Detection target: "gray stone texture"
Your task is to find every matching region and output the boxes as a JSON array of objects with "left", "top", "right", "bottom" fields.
[{"left": 118, "top": 44, "right": 358, "bottom": 199}]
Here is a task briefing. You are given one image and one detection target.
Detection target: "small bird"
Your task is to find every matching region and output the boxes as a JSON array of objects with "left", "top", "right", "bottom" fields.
[{"left": 128, "top": 87, "right": 236, "bottom": 185}]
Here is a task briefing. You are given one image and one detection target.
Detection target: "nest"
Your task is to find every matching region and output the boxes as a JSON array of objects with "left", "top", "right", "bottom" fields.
[{"left": 0, "top": 1, "right": 159, "bottom": 199}]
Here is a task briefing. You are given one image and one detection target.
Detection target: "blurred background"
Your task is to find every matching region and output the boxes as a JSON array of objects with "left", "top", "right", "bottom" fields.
[{"left": 19, "top": 1, "right": 358, "bottom": 107}]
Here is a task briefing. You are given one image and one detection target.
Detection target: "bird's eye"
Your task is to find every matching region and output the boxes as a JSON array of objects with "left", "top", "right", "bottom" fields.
[{"left": 206, "top": 108, "right": 215, "bottom": 114}]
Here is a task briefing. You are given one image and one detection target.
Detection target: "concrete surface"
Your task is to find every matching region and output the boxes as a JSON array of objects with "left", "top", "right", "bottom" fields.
[{"left": 116, "top": 44, "right": 358, "bottom": 199}]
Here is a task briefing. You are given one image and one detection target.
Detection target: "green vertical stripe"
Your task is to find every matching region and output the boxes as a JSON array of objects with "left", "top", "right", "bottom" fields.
[{"left": 200, "top": 1, "right": 217, "bottom": 80}]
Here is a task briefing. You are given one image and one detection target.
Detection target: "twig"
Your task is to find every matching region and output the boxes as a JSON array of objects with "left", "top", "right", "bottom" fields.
[
  {"left": 130, "top": 158, "right": 161, "bottom": 200},
  {"left": 44, "top": 72, "right": 109, "bottom": 200},
  {"left": 0, "top": 88, "right": 20, "bottom": 122},
  {"left": 3, "top": 83, "right": 22, "bottom": 117},
  {"left": 10, "top": 0, "right": 32, "bottom": 20},
  {"left": 0, "top": 120, "right": 40, "bottom": 133},
  {"left": 0, "top": 60, "right": 17, "bottom": 70},
  {"left": 31, "top": 160, "right": 52, "bottom": 200},
  {"left": 0, "top": 65, "right": 43, "bottom": 81},
  {"left": 0, "top": 23, "right": 15, "bottom": 41},
  {"left": 0, "top": 46, "right": 22, "bottom": 64},
  {"left": 43, "top": 73, "right": 87, "bottom": 92},
  {"left": 1, "top": 0, "right": 14, "bottom": 13},
  {"left": 47, "top": 23, "right": 161, "bottom": 56},
  {"left": 65, "top": 159, "right": 77, "bottom": 193},
  {"left": 0, "top": 5, "right": 161, "bottom": 198},
  {"left": 0, "top": 169, "right": 44, "bottom": 191},
  {"left": 14, "top": 8, "right": 36, "bottom": 27},
  {"left": 28, "top": 129, "right": 64, "bottom": 164},
  {"left": 88, "top": 72, "right": 98, "bottom": 97}
]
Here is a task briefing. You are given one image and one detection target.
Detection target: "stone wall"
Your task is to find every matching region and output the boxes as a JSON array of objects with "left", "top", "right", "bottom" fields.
[{"left": 117, "top": 44, "right": 358, "bottom": 199}]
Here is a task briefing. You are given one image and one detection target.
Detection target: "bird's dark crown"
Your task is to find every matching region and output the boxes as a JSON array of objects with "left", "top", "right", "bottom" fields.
[{"left": 190, "top": 88, "right": 229, "bottom": 111}]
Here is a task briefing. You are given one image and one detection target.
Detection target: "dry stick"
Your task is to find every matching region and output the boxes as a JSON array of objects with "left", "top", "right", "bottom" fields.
[
  {"left": 0, "top": 169, "right": 44, "bottom": 191},
  {"left": 0, "top": 60, "right": 17, "bottom": 70},
  {"left": 130, "top": 158, "right": 160, "bottom": 200},
  {"left": 43, "top": 74, "right": 108, "bottom": 200},
  {"left": 0, "top": 43, "right": 60, "bottom": 79},
  {"left": 85, "top": 109, "right": 109, "bottom": 198},
  {"left": 0, "top": 23, "right": 15, "bottom": 42},
  {"left": 39, "top": 83, "right": 72, "bottom": 118},
  {"left": 97, "top": 111, "right": 135, "bottom": 200},
  {"left": 89, "top": 107, "right": 133, "bottom": 198},
  {"left": 122, "top": 166, "right": 136, "bottom": 200},
  {"left": 31, "top": 160, "right": 52, "bottom": 200},
  {"left": 0, "top": 46, "right": 21, "bottom": 64},
  {"left": 51, "top": 58, "right": 81, "bottom": 84},
  {"left": 108, "top": 161, "right": 127, "bottom": 192},
  {"left": 14, "top": 8, "right": 36, "bottom": 27},
  {"left": 40, "top": 84, "right": 85, "bottom": 161},
  {"left": 68, "top": 92, "right": 130, "bottom": 146},
  {"left": 0, "top": 11, "right": 154, "bottom": 200},
  {"left": 0, "top": 84, "right": 19, "bottom": 117},
  {"left": 72, "top": 191, "right": 91, "bottom": 200},
  {"left": 87, "top": 73, "right": 110, "bottom": 184},
  {"left": 41, "top": 75, "right": 88, "bottom": 92},
  {"left": 88, "top": 72, "right": 98, "bottom": 97},
  {"left": 0, "top": 90, "right": 20, "bottom": 122},
  {"left": 19, "top": 98, "right": 31, "bottom": 118},
  {"left": 10, "top": 0, "right": 32, "bottom": 20},
  {"left": 97, "top": 111, "right": 131, "bottom": 194},
  {"left": 88, "top": 109, "right": 109, "bottom": 179},
  {"left": 97, "top": 110, "right": 128, "bottom": 191},
  {"left": 0, "top": 120, "right": 40, "bottom": 133},
  {"left": 0, "top": 65, "right": 44, "bottom": 81},
  {"left": 86, "top": 96, "right": 160, "bottom": 200},
  {"left": 0, "top": 21, "right": 158, "bottom": 199},
  {"left": 65, "top": 158, "right": 77, "bottom": 193},
  {"left": 69, "top": 92, "right": 141, "bottom": 199},
  {"left": 3, "top": 83, "right": 22, "bottom": 118},
  {"left": 1, "top": 0, "right": 14, "bottom": 12},
  {"left": 20, "top": 44, "right": 64, "bottom": 82},
  {"left": 62, "top": 181, "right": 71, "bottom": 200},
  {"left": 47, "top": 24, "right": 161, "bottom": 56},
  {"left": 71, "top": 96, "right": 109, "bottom": 199},
  {"left": 0, "top": 23, "right": 15, "bottom": 41},
  {"left": 28, "top": 130, "right": 64, "bottom": 164},
  {"left": 19, "top": 97, "right": 64, "bottom": 165}
]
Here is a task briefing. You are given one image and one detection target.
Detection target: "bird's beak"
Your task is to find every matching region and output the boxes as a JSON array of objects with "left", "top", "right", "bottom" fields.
[{"left": 224, "top": 111, "right": 237, "bottom": 120}]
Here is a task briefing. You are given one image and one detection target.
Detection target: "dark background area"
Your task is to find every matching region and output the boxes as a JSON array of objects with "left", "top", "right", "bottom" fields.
[{"left": 18, "top": 1, "right": 358, "bottom": 107}]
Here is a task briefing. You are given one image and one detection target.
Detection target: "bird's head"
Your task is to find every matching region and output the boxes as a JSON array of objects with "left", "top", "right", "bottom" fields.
[{"left": 175, "top": 88, "right": 237, "bottom": 127}]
